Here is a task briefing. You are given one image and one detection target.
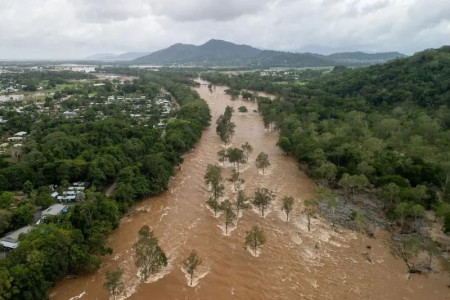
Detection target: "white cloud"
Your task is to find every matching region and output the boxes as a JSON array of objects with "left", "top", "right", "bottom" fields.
[{"left": 0, "top": 0, "right": 449, "bottom": 59}]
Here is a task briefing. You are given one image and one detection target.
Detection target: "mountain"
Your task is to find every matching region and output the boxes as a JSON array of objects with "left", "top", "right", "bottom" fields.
[
  {"left": 85, "top": 53, "right": 119, "bottom": 60},
  {"left": 133, "top": 39, "right": 406, "bottom": 67},
  {"left": 117, "top": 52, "right": 151, "bottom": 60},
  {"left": 134, "top": 39, "right": 260, "bottom": 65}
]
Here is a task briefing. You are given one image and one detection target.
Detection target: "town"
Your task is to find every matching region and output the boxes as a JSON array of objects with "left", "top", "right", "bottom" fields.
[{"left": 0, "top": 66, "right": 179, "bottom": 255}]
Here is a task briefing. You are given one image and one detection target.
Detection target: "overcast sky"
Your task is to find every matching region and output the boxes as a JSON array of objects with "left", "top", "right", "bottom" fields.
[{"left": 0, "top": 0, "right": 449, "bottom": 59}]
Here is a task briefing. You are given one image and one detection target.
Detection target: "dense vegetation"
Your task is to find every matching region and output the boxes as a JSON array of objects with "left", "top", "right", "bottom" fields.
[
  {"left": 0, "top": 71, "right": 210, "bottom": 300},
  {"left": 202, "top": 46, "right": 450, "bottom": 232}
]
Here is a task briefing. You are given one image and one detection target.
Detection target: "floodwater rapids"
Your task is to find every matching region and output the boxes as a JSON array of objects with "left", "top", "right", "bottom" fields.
[{"left": 51, "top": 80, "right": 450, "bottom": 300}]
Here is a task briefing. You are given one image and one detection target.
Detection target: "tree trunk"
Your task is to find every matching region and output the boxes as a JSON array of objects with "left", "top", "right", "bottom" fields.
[{"left": 307, "top": 215, "right": 311, "bottom": 231}]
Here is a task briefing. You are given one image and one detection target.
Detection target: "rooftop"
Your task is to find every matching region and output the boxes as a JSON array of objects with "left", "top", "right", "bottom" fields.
[
  {"left": 41, "top": 204, "right": 66, "bottom": 216},
  {"left": 0, "top": 225, "right": 34, "bottom": 247}
]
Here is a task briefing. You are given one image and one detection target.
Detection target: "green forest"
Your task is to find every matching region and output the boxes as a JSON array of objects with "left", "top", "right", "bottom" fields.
[
  {"left": 0, "top": 70, "right": 210, "bottom": 299},
  {"left": 202, "top": 46, "right": 450, "bottom": 232}
]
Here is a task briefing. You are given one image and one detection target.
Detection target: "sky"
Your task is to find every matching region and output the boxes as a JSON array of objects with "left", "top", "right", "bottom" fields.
[{"left": 0, "top": 0, "right": 449, "bottom": 59}]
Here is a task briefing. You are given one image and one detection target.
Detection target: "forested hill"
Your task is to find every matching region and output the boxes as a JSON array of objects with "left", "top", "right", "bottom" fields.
[
  {"left": 134, "top": 39, "right": 260, "bottom": 65},
  {"left": 133, "top": 39, "right": 405, "bottom": 67},
  {"left": 202, "top": 45, "right": 450, "bottom": 231},
  {"left": 315, "top": 45, "right": 450, "bottom": 108}
]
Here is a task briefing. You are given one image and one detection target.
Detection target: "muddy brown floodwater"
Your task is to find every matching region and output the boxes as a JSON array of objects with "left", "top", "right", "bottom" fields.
[{"left": 51, "top": 80, "right": 450, "bottom": 300}]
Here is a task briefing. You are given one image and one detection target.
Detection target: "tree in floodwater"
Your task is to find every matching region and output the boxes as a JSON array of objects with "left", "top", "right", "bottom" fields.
[
  {"left": 238, "top": 106, "right": 248, "bottom": 113},
  {"left": 317, "top": 186, "right": 337, "bottom": 227},
  {"left": 351, "top": 210, "right": 368, "bottom": 244},
  {"left": 424, "top": 240, "right": 440, "bottom": 269},
  {"left": 204, "top": 164, "right": 224, "bottom": 201},
  {"left": 225, "top": 88, "right": 240, "bottom": 100},
  {"left": 393, "top": 237, "right": 423, "bottom": 273},
  {"left": 216, "top": 106, "right": 235, "bottom": 145},
  {"left": 236, "top": 190, "right": 251, "bottom": 216},
  {"left": 207, "top": 197, "right": 222, "bottom": 217},
  {"left": 133, "top": 225, "right": 168, "bottom": 281},
  {"left": 281, "top": 196, "right": 294, "bottom": 221},
  {"left": 221, "top": 199, "right": 237, "bottom": 235},
  {"left": 255, "top": 152, "right": 270, "bottom": 174},
  {"left": 303, "top": 199, "right": 318, "bottom": 231},
  {"left": 245, "top": 225, "right": 266, "bottom": 256},
  {"left": 217, "top": 149, "right": 228, "bottom": 166},
  {"left": 241, "top": 142, "right": 253, "bottom": 162},
  {"left": 252, "top": 188, "right": 275, "bottom": 217},
  {"left": 104, "top": 268, "right": 125, "bottom": 300},
  {"left": 226, "top": 147, "right": 246, "bottom": 172},
  {"left": 183, "top": 250, "right": 202, "bottom": 286},
  {"left": 228, "top": 168, "right": 245, "bottom": 191}
]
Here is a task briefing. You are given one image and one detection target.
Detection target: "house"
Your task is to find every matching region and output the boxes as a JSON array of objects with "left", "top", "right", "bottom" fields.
[
  {"left": 57, "top": 195, "right": 77, "bottom": 202},
  {"left": 68, "top": 186, "right": 85, "bottom": 192},
  {"left": 37, "top": 204, "right": 67, "bottom": 224},
  {"left": 62, "top": 111, "right": 77, "bottom": 118},
  {"left": 14, "top": 131, "right": 27, "bottom": 137},
  {"left": 0, "top": 226, "right": 33, "bottom": 249},
  {"left": 7, "top": 136, "right": 23, "bottom": 142}
]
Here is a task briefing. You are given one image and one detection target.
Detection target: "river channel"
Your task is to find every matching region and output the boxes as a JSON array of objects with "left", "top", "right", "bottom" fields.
[{"left": 51, "top": 81, "right": 450, "bottom": 300}]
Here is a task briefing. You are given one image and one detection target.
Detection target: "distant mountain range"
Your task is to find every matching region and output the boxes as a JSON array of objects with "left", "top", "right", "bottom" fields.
[
  {"left": 85, "top": 52, "right": 151, "bottom": 60},
  {"left": 87, "top": 39, "right": 407, "bottom": 67}
]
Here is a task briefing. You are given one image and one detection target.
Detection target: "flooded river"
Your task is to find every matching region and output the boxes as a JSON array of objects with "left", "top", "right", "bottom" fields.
[{"left": 51, "top": 81, "right": 450, "bottom": 300}]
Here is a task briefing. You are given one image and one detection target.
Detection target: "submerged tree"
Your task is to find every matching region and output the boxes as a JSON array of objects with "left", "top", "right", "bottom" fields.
[
  {"left": 226, "top": 147, "right": 246, "bottom": 172},
  {"left": 104, "top": 268, "right": 125, "bottom": 300},
  {"left": 317, "top": 186, "right": 337, "bottom": 227},
  {"left": 245, "top": 225, "right": 266, "bottom": 256},
  {"left": 216, "top": 106, "right": 235, "bottom": 145},
  {"left": 351, "top": 210, "right": 368, "bottom": 244},
  {"left": 217, "top": 149, "right": 228, "bottom": 166},
  {"left": 221, "top": 199, "right": 237, "bottom": 235},
  {"left": 236, "top": 190, "right": 251, "bottom": 215},
  {"left": 241, "top": 142, "right": 253, "bottom": 162},
  {"left": 253, "top": 188, "right": 275, "bottom": 217},
  {"left": 183, "top": 250, "right": 202, "bottom": 286},
  {"left": 255, "top": 152, "right": 270, "bottom": 174},
  {"left": 228, "top": 168, "right": 245, "bottom": 191},
  {"left": 281, "top": 196, "right": 294, "bottom": 221},
  {"left": 133, "top": 225, "right": 168, "bottom": 281},
  {"left": 303, "top": 199, "right": 318, "bottom": 231},
  {"left": 207, "top": 197, "right": 221, "bottom": 217},
  {"left": 394, "top": 237, "right": 423, "bottom": 273},
  {"left": 204, "top": 164, "right": 225, "bottom": 201}
]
